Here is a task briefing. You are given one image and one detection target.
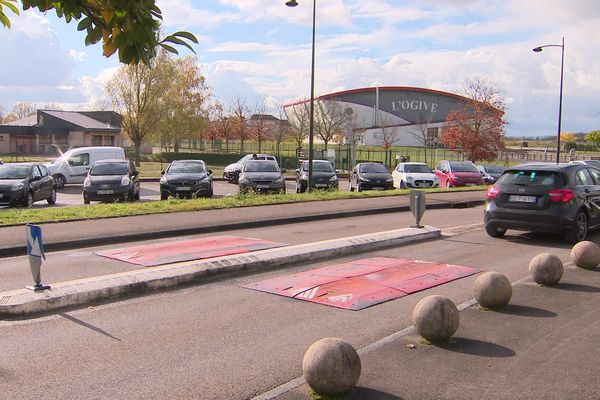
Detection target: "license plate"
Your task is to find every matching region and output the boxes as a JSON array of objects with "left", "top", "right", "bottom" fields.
[
  {"left": 315, "top": 184, "right": 327, "bottom": 188},
  {"left": 466, "top": 183, "right": 477, "bottom": 186},
  {"left": 176, "top": 187, "right": 191, "bottom": 191},
  {"left": 0, "top": 193, "right": 3, "bottom": 198},
  {"left": 257, "top": 185, "right": 270, "bottom": 189},
  {"left": 509, "top": 195, "right": 537, "bottom": 203},
  {"left": 97, "top": 190, "right": 114, "bottom": 195},
  {"left": 372, "top": 186, "right": 384, "bottom": 190}
]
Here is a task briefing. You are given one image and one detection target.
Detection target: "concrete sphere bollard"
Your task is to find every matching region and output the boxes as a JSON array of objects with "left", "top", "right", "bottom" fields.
[
  {"left": 473, "top": 272, "right": 512, "bottom": 310},
  {"left": 571, "top": 241, "right": 600, "bottom": 270},
  {"left": 412, "top": 295, "right": 459, "bottom": 343},
  {"left": 302, "top": 337, "right": 361, "bottom": 396},
  {"left": 529, "top": 253, "right": 563, "bottom": 286}
]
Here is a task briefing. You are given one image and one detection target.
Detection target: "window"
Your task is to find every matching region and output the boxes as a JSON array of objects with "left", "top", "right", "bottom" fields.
[
  {"left": 31, "top": 166, "right": 42, "bottom": 179},
  {"left": 588, "top": 168, "right": 600, "bottom": 184},
  {"left": 0, "top": 135, "right": 4, "bottom": 142},
  {"left": 39, "top": 165, "right": 48, "bottom": 177},
  {"left": 69, "top": 153, "right": 90, "bottom": 167},
  {"left": 104, "top": 136, "right": 115, "bottom": 146},
  {"left": 91, "top": 135, "right": 103, "bottom": 146},
  {"left": 426, "top": 128, "right": 439, "bottom": 147},
  {"left": 575, "top": 169, "right": 593, "bottom": 186}
]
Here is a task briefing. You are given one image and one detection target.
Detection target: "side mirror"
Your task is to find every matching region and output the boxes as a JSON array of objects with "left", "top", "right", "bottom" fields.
[
  {"left": 281, "top": 168, "right": 287, "bottom": 173},
  {"left": 131, "top": 170, "right": 139, "bottom": 177},
  {"left": 207, "top": 169, "right": 213, "bottom": 175},
  {"left": 295, "top": 168, "right": 300, "bottom": 173},
  {"left": 160, "top": 170, "right": 165, "bottom": 175},
  {"left": 335, "top": 169, "right": 341, "bottom": 174},
  {"left": 68, "top": 160, "right": 74, "bottom": 167}
]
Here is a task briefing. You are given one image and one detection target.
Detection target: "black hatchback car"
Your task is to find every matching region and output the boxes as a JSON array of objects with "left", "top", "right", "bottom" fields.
[
  {"left": 0, "top": 163, "right": 56, "bottom": 207},
  {"left": 295, "top": 160, "right": 339, "bottom": 193},
  {"left": 160, "top": 159, "right": 213, "bottom": 199},
  {"left": 349, "top": 162, "right": 394, "bottom": 192},
  {"left": 82, "top": 159, "right": 140, "bottom": 204},
  {"left": 484, "top": 163, "right": 600, "bottom": 243}
]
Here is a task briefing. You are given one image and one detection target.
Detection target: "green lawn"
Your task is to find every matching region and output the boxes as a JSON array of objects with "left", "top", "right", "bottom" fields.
[{"left": 0, "top": 186, "right": 485, "bottom": 226}]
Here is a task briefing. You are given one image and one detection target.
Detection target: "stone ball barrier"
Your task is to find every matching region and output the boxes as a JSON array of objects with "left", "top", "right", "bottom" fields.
[
  {"left": 529, "top": 253, "right": 563, "bottom": 286},
  {"left": 412, "top": 295, "right": 459, "bottom": 343},
  {"left": 571, "top": 241, "right": 600, "bottom": 270},
  {"left": 473, "top": 271, "right": 512, "bottom": 310},
  {"left": 302, "top": 337, "right": 361, "bottom": 396}
]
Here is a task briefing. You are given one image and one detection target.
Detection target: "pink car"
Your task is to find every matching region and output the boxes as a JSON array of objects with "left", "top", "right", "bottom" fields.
[{"left": 434, "top": 160, "right": 484, "bottom": 188}]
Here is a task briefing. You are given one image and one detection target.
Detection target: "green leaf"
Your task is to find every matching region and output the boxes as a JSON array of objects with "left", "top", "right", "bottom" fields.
[
  {"left": 2, "top": 0, "right": 19, "bottom": 15},
  {"left": 159, "top": 43, "right": 179, "bottom": 55},
  {"left": 172, "top": 31, "right": 198, "bottom": 44},
  {"left": 77, "top": 17, "right": 90, "bottom": 32},
  {"left": 0, "top": 12, "right": 10, "bottom": 28}
]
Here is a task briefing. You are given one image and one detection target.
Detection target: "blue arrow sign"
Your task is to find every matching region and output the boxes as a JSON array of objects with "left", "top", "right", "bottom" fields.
[{"left": 26, "top": 224, "right": 45, "bottom": 260}]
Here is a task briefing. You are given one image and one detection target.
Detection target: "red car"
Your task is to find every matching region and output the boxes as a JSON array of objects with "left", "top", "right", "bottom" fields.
[{"left": 434, "top": 160, "right": 484, "bottom": 188}]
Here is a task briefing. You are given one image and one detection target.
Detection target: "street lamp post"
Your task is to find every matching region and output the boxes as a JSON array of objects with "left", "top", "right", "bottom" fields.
[
  {"left": 286, "top": 0, "right": 315, "bottom": 191},
  {"left": 533, "top": 37, "right": 565, "bottom": 164}
]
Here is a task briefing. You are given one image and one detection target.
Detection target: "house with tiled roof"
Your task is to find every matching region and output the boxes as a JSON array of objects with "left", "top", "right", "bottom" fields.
[{"left": 0, "top": 110, "right": 124, "bottom": 155}]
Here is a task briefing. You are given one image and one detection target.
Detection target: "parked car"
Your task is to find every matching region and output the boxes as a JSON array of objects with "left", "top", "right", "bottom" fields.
[
  {"left": 295, "top": 159, "right": 339, "bottom": 193},
  {"left": 160, "top": 159, "right": 213, "bottom": 200},
  {"left": 434, "top": 160, "right": 484, "bottom": 188},
  {"left": 46, "top": 146, "right": 126, "bottom": 188},
  {"left": 238, "top": 160, "right": 286, "bottom": 194},
  {"left": 484, "top": 163, "right": 600, "bottom": 243},
  {"left": 223, "top": 153, "right": 277, "bottom": 183},
  {"left": 0, "top": 163, "right": 56, "bottom": 207},
  {"left": 477, "top": 164, "right": 506, "bottom": 184},
  {"left": 349, "top": 162, "right": 394, "bottom": 192},
  {"left": 572, "top": 160, "right": 600, "bottom": 169},
  {"left": 82, "top": 159, "right": 140, "bottom": 204},
  {"left": 392, "top": 162, "right": 439, "bottom": 189}
]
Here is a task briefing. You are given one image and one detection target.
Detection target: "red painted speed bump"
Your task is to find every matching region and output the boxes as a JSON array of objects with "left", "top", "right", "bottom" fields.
[
  {"left": 243, "top": 257, "right": 480, "bottom": 310},
  {"left": 95, "top": 236, "right": 286, "bottom": 267}
]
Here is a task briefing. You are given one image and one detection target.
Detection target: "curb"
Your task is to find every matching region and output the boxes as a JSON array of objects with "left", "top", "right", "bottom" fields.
[
  {"left": 0, "top": 226, "right": 441, "bottom": 317},
  {"left": 0, "top": 200, "right": 484, "bottom": 258}
]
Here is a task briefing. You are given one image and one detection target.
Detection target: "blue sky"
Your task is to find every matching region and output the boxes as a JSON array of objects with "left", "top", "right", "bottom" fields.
[{"left": 0, "top": 0, "right": 599, "bottom": 137}]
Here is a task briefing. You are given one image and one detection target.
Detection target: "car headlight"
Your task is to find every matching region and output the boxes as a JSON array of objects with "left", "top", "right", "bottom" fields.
[
  {"left": 83, "top": 177, "right": 91, "bottom": 187},
  {"left": 359, "top": 176, "right": 371, "bottom": 182},
  {"left": 386, "top": 177, "right": 393, "bottom": 182},
  {"left": 199, "top": 175, "right": 209, "bottom": 182},
  {"left": 329, "top": 175, "right": 338, "bottom": 182},
  {"left": 159, "top": 175, "right": 167, "bottom": 184},
  {"left": 451, "top": 174, "right": 460, "bottom": 181},
  {"left": 406, "top": 176, "right": 414, "bottom": 182},
  {"left": 274, "top": 176, "right": 285, "bottom": 183},
  {"left": 121, "top": 176, "right": 130, "bottom": 186},
  {"left": 11, "top": 182, "right": 24, "bottom": 191},
  {"left": 433, "top": 176, "right": 439, "bottom": 182},
  {"left": 239, "top": 177, "right": 250, "bottom": 184}
]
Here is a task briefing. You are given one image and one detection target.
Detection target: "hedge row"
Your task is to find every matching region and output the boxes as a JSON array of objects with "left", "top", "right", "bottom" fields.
[{"left": 137, "top": 151, "right": 300, "bottom": 169}]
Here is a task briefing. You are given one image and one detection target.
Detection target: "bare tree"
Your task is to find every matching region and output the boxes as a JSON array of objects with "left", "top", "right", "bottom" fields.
[
  {"left": 210, "top": 100, "right": 234, "bottom": 152},
  {"left": 11, "top": 103, "right": 37, "bottom": 119},
  {"left": 314, "top": 100, "right": 346, "bottom": 151},
  {"left": 273, "top": 102, "right": 293, "bottom": 161},
  {"left": 248, "top": 100, "right": 274, "bottom": 153},
  {"left": 410, "top": 112, "right": 435, "bottom": 164},
  {"left": 231, "top": 96, "right": 250, "bottom": 154},
  {"left": 379, "top": 115, "right": 403, "bottom": 167},
  {"left": 285, "top": 99, "right": 310, "bottom": 149},
  {"left": 0, "top": 105, "right": 6, "bottom": 123}
]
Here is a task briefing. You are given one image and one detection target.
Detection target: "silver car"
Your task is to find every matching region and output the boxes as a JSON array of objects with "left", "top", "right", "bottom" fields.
[{"left": 238, "top": 160, "right": 286, "bottom": 194}]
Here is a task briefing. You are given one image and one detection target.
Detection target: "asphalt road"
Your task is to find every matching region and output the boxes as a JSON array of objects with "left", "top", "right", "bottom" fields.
[{"left": 0, "top": 205, "right": 593, "bottom": 399}]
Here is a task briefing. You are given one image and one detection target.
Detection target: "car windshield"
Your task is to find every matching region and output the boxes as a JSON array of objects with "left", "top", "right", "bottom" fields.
[
  {"left": 244, "top": 162, "right": 279, "bottom": 172},
  {"left": 359, "top": 163, "right": 388, "bottom": 173},
  {"left": 168, "top": 163, "right": 205, "bottom": 174},
  {"left": 0, "top": 165, "right": 30, "bottom": 179},
  {"left": 499, "top": 170, "right": 563, "bottom": 187},
  {"left": 404, "top": 164, "right": 432, "bottom": 173},
  {"left": 90, "top": 163, "right": 128, "bottom": 176},
  {"left": 304, "top": 162, "right": 333, "bottom": 172},
  {"left": 483, "top": 165, "right": 505, "bottom": 173},
  {"left": 450, "top": 162, "right": 478, "bottom": 172}
]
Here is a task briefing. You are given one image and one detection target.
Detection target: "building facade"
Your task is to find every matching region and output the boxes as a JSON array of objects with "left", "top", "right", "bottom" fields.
[
  {"left": 285, "top": 86, "right": 476, "bottom": 147},
  {"left": 0, "top": 110, "right": 124, "bottom": 155}
]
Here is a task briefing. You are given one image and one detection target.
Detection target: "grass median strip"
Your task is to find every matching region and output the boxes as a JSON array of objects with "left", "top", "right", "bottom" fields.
[{"left": 0, "top": 186, "right": 485, "bottom": 226}]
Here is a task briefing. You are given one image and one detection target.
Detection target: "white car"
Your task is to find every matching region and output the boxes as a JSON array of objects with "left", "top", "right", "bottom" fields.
[{"left": 392, "top": 162, "right": 439, "bottom": 189}]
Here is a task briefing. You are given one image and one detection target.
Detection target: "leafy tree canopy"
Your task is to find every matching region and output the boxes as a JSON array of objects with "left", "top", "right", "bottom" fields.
[{"left": 1, "top": 0, "right": 197, "bottom": 64}]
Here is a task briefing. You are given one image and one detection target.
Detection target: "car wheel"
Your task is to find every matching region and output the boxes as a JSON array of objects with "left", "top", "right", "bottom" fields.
[
  {"left": 127, "top": 190, "right": 135, "bottom": 202},
  {"left": 84, "top": 198, "right": 90, "bottom": 205},
  {"left": 349, "top": 180, "right": 355, "bottom": 192},
  {"left": 298, "top": 181, "right": 307, "bottom": 193},
  {"left": 53, "top": 174, "right": 66, "bottom": 189},
  {"left": 357, "top": 183, "right": 362, "bottom": 192},
  {"left": 134, "top": 190, "right": 140, "bottom": 200},
  {"left": 399, "top": 180, "right": 405, "bottom": 189},
  {"left": 24, "top": 192, "right": 34, "bottom": 208},
  {"left": 485, "top": 223, "right": 507, "bottom": 238},
  {"left": 160, "top": 192, "right": 168, "bottom": 200},
  {"left": 47, "top": 188, "right": 57, "bottom": 205},
  {"left": 565, "top": 211, "right": 588, "bottom": 244}
]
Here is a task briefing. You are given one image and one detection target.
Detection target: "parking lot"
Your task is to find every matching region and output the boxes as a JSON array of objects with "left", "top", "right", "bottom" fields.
[{"left": 0, "top": 179, "right": 353, "bottom": 209}]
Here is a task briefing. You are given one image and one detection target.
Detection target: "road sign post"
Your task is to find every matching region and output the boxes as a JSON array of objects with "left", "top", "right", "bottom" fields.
[
  {"left": 409, "top": 190, "right": 426, "bottom": 228},
  {"left": 26, "top": 224, "right": 50, "bottom": 291}
]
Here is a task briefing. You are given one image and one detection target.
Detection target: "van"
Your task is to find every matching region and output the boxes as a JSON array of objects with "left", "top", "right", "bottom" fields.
[{"left": 46, "top": 146, "right": 126, "bottom": 188}]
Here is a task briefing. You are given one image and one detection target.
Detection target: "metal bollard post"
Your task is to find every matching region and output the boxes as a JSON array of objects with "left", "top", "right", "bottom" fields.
[
  {"left": 409, "top": 190, "right": 426, "bottom": 228},
  {"left": 25, "top": 224, "right": 51, "bottom": 291}
]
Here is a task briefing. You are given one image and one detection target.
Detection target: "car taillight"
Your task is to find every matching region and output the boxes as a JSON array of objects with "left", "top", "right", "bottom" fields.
[
  {"left": 548, "top": 189, "right": 573, "bottom": 203},
  {"left": 486, "top": 184, "right": 499, "bottom": 199}
]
